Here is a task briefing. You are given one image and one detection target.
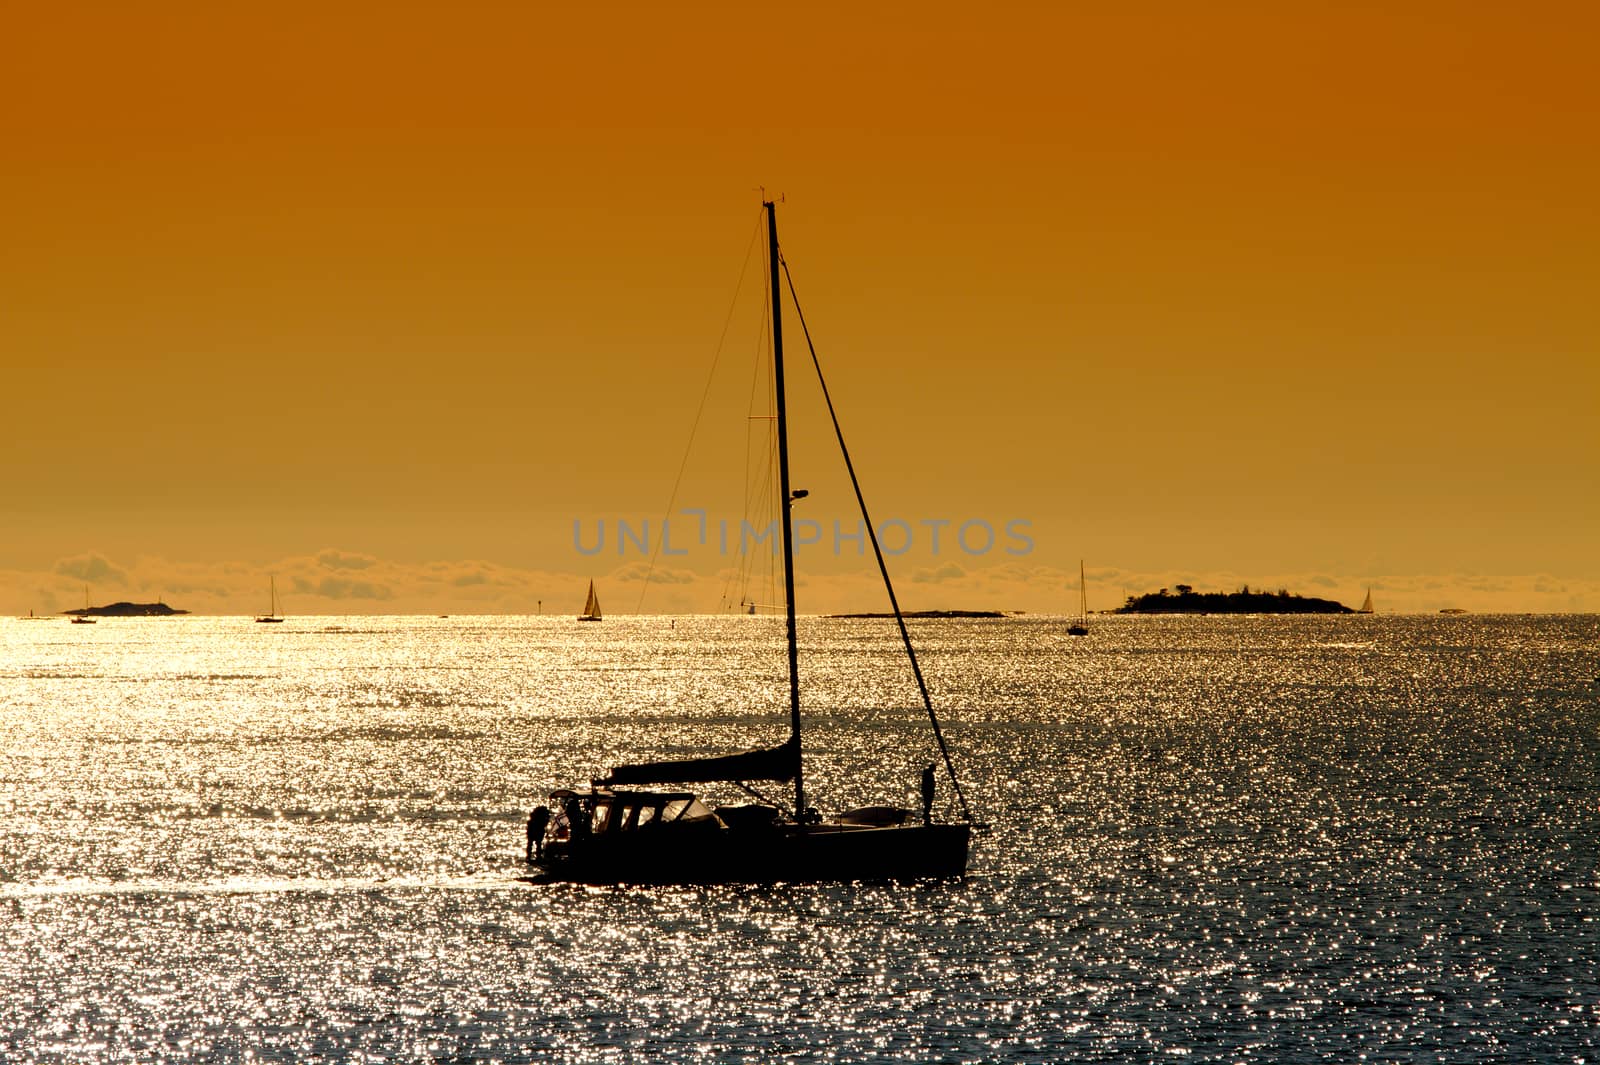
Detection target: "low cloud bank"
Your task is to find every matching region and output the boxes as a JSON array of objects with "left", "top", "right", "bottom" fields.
[{"left": 1, "top": 552, "right": 1594, "bottom": 616}]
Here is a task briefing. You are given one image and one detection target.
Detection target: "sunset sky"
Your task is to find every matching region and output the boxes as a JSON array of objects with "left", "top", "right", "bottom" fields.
[{"left": 4, "top": 2, "right": 1596, "bottom": 615}]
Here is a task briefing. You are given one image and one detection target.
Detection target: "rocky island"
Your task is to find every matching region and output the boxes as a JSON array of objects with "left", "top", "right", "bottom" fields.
[
  {"left": 1116, "top": 585, "right": 1352, "bottom": 615},
  {"left": 66, "top": 602, "right": 190, "bottom": 617}
]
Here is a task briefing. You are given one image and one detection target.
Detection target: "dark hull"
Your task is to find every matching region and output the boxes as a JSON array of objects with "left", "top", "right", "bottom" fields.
[{"left": 533, "top": 822, "right": 970, "bottom": 885}]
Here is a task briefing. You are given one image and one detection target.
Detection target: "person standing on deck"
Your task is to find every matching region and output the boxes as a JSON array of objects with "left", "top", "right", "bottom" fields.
[{"left": 526, "top": 806, "right": 550, "bottom": 863}]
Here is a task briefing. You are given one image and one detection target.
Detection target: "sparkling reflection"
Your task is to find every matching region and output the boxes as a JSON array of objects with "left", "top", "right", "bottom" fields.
[{"left": 1, "top": 614, "right": 1597, "bottom": 1061}]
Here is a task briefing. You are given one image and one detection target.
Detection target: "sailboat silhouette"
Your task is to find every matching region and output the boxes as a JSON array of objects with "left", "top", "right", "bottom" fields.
[
  {"left": 577, "top": 580, "right": 602, "bottom": 622},
  {"left": 71, "top": 585, "right": 97, "bottom": 625},
  {"left": 525, "top": 201, "right": 972, "bottom": 884},
  {"left": 255, "top": 576, "right": 285, "bottom": 623},
  {"left": 1068, "top": 560, "right": 1089, "bottom": 636}
]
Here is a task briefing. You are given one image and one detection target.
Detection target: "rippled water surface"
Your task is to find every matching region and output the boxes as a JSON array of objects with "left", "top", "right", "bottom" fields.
[{"left": 3, "top": 614, "right": 1597, "bottom": 1062}]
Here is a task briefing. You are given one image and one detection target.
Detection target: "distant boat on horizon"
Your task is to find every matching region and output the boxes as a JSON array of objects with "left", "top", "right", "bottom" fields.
[
  {"left": 71, "top": 585, "right": 97, "bottom": 625},
  {"left": 577, "top": 580, "right": 602, "bottom": 622},
  {"left": 1358, "top": 588, "right": 1375, "bottom": 614},
  {"left": 1067, "top": 560, "right": 1089, "bottom": 636},
  {"left": 255, "top": 577, "right": 285, "bottom": 623}
]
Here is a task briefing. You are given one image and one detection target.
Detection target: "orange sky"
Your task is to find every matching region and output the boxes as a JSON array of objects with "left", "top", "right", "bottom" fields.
[{"left": 4, "top": 2, "right": 1597, "bottom": 614}]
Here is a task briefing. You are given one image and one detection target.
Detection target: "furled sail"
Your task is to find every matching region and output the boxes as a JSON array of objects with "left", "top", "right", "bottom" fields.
[{"left": 603, "top": 736, "right": 798, "bottom": 786}]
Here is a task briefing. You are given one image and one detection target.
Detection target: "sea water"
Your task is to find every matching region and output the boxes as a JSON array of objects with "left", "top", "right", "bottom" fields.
[{"left": 2, "top": 614, "right": 1596, "bottom": 1062}]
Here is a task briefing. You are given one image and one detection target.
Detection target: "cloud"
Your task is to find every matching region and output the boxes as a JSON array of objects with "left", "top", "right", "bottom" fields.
[
  {"left": 312, "top": 577, "right": 393, "bottom": 601},
  {"left": 609, "top": 561, "right": 697, "bottom": 585},
  {"left": 53, "top": 553, "right": 128, "bottom": 585},
  {"left": 316, "top": 549, "right": 378, "bottom": 570},
  {"left": 911, "top": 562, "right": 967, "bottom": 584},
  {"left": 3, "top": 552, "right": 1598, "bottom": 616}
]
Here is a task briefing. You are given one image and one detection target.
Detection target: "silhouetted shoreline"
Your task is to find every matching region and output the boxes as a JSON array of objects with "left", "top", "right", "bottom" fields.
[
  {"left": 1116, "top": 587, "right": 1352, "bottom": 615},
  {"left": 66, "top": 602, "right": 190, "bottom": 617}
]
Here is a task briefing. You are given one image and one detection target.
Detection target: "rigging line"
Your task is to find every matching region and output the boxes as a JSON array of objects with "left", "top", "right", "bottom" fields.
[
  {"left": 765, "top": 255, "right": 783, "bottom": 612},
  {"left": 778, "top": 254, "right": 975, "bottom": 825},
  {"left": 737, "top": 428, "right": 781, "bottom": 613},
  {"left": 744, "top": 282, "right": 774, "bottom": 605},
  {"left": 745, "top": 264, "right": 781, "bottom": 614},
  {"left": 723, "top": 279, "right": 775, "bottom": 613},
  {"left": 636, "top": 210, "right": 766, "bottom": 613},
  {"left": 756, "top": 245, "right": 781, "bottom": 614}
]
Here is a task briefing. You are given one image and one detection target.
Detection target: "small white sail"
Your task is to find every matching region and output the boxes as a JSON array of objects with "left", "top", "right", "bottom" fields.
[
  {"left": 579, "top": 580, "right": 602, "bottom": 621},
  {"left": 1358, "top": 588, "right": 1375, "bottom": 614}
]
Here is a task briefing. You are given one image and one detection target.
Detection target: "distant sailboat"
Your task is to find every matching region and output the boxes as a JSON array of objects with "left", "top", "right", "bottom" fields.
[
  {"left": 71, "top": 585, "right": 97, "bottom": 624},
  {"left": 1358, "top": 588, "right": 1375, "bottom": 615},
  {"left": 255, "top": 577, "right": 285, "bottom": 623},
  {"left": 1067, "top": 560, "right": 1089, "bottom": 636},
  {"left": 577, "top": 580, "right": 602, "bottom": 622}
]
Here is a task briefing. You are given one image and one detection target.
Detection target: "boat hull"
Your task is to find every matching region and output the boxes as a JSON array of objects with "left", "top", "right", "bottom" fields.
[{"left": 533, "top": 821, "right": 970, "bottom": 885}]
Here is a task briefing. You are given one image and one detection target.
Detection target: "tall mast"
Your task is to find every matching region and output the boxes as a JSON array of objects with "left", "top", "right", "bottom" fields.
[{"left": 766, "top": 199, "right": 805, "bottom": 819}]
